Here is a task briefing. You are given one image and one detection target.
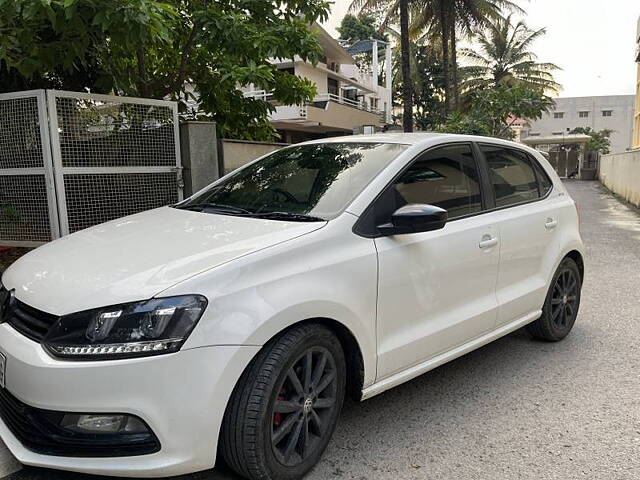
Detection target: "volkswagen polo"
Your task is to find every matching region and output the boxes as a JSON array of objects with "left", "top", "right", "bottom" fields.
[{"left": 0, "top": 133, "right": 584, "bottom": 479}]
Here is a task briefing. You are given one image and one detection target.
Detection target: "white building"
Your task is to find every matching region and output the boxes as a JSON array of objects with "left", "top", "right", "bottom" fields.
[
  {"left": 243, "top": 24, "right": 393, "bottom": 143},
  {"left": 523, "top": 95, "right": 636, "bottom": 154}
]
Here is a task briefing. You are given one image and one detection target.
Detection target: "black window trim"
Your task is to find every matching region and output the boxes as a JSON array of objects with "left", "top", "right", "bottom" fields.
[
  {"left": 353, "top": 141, "right": 489, "bottom": 238},
  {"left": 353, "top": 141, "right": 555, "bottom": 238},
  {"left": 475, "top": 142, "right": 554, "bottom": 216}
]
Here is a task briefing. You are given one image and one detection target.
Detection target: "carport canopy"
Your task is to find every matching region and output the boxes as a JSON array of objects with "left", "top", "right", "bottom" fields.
[{"left": 522, "top": 134, "right": 591, "bottom": 148}]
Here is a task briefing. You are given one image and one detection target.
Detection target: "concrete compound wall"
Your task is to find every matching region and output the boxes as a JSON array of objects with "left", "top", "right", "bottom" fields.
[
  {"left": 600, "top": 150, "right": 640, "bottom": 207},
  {"left": 222, "top": 139, "right": 288, "bottom": 173}
]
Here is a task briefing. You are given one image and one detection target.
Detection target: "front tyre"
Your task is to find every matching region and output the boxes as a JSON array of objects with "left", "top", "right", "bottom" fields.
[
  {"left": 527, "top": 257, "right": 582, "bottom": 342},
  {"left": 221, "top": 324, "right": 346, "bottom": 480}
]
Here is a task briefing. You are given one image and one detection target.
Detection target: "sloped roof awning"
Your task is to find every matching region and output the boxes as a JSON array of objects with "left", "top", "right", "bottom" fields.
[{"left": 346, "top": 39, "right": 389, "bottom": 56}]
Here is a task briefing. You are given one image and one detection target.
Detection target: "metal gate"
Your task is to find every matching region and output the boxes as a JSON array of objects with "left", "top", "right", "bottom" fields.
[
  {"left": 0, "top": 90, "right": 59, "bottom": 246},
  {"left": 0, "top": 90, "right": 182, "bottom": 246},
  {"left": 548, "top": 149, "right": 579, "bottom": 178}
]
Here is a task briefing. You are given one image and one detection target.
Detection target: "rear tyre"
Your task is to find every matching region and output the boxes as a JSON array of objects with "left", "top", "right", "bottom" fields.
[
  {"left": 527, "top": 257, "right": 582, "bottom": 342},
  {"left": 221, "top": 324, "right": 346, "bottom": 480}
]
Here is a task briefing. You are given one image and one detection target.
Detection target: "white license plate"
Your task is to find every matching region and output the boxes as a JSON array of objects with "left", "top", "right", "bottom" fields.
[{"left": 0, "top": 352, "right": 5, "bottom": 389}]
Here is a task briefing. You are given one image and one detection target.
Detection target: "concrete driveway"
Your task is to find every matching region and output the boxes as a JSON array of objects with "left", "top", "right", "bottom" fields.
[{"left": 6, "top": 181, "right": 640, "bottom": 480}]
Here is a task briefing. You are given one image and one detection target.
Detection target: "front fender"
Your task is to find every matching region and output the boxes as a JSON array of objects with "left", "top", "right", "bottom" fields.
[{"left": 165, "top": 215, "right": 379, "bottom": 388}]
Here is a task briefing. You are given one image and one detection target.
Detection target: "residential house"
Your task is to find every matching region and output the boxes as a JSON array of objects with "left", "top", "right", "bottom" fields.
[{"left": 243, "top": 24, "right": 393, "bottom": 144}]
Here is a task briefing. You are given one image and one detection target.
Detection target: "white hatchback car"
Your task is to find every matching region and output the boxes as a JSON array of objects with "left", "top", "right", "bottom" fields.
[{"left": 0, "top": 133, "right": 583, "bottom": 480}]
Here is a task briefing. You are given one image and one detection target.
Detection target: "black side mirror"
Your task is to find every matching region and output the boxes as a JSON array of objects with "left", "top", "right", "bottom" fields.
[{"left": 377, "top": 204, "right": 448, "bottom": 236}]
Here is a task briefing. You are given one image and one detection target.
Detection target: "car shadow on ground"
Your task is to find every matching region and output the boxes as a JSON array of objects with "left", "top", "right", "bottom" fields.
[{"left": 6, "top": 321, "right": 592, "bottom": 480}]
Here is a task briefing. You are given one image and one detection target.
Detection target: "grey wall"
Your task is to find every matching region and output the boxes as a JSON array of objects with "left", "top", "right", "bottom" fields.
[{"left": 524, "top": 95, "right": 636, "bottom": 154}]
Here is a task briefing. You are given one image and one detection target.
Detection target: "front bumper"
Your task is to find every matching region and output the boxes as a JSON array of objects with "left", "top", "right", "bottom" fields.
[{"left": 0, "top": 324, "right": 260, "bottom": 477}]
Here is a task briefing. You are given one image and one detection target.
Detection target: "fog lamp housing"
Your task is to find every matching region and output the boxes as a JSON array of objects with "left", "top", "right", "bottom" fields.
[{"left": 61, "top": 414, "right": 150, "bottom": 435}]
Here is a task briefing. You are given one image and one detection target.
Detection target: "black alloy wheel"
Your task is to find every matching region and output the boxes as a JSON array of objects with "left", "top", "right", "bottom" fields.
[
  {"left": 270, "top": 347, "right": 338, "bottom": 467},
  {"left": 527, "top": 257, "right": 582, "bottom": 341},
  {"left": 221, "top": 323, "right": 346, "bottom": 480}
]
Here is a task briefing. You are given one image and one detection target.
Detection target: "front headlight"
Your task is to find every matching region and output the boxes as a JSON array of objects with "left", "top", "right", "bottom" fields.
[{"left": 43, "top": 295, "right": 207, "bottom": 360}]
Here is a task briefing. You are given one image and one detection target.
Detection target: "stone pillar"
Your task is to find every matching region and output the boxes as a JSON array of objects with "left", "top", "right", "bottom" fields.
[{"left": 179, "top": 121, "right": 220, "bottom": 197}]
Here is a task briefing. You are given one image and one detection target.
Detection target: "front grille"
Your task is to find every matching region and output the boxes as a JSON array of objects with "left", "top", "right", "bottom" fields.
[
  {"left": 0, "top": 286, "right": 59, "bottom": 342},
  {"left": 0, "top": 387, "right": 161, "bottom": 457}
]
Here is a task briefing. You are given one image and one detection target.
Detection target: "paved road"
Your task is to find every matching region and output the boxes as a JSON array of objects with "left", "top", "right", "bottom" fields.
[{"left": 7, "top": 181, "right": 640, "bottom": 480}]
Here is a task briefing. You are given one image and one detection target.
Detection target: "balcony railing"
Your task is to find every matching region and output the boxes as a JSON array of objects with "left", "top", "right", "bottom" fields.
[{"left": 244, "top": 90, "right": 383, "bottom": 115}]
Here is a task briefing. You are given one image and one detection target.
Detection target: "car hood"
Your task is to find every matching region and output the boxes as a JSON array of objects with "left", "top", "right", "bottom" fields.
[{"left": 2, "top": 207, "right": 325, "bottom": 315}]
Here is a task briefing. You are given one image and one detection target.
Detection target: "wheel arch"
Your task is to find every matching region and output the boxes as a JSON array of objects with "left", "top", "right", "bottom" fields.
[
  {"left": 564, "top": 250, "right": 585, "bottom": 282},
  {"left": 234, "top": 317, "right": 367, "bottom": 404}
]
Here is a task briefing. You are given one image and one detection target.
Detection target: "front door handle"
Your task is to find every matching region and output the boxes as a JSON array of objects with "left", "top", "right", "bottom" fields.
[
  {"left": 545, "top": 218, "right": 558, "bottom": 230},
  {"left": 479, "top": 235, "right": 498, "bottom": 249}
]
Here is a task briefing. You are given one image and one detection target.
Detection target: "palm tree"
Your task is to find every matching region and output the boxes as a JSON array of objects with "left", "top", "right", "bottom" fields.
[
  {"left": 399, "top": 0, "right": 413, "bottom": 131},
  {"left": 411, "top": 0, "right": 523, "bottom": 112},
  {"left": 462, "top": 14, "right": 561, "bottom": 92}
]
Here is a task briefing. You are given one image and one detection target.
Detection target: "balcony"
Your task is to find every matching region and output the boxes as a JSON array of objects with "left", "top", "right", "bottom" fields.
[{"left": 247, "top": 91, "right": 385, "bottom": 132}]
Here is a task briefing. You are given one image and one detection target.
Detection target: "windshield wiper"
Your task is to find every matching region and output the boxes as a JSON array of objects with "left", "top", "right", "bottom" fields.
[
  {"left": 247, "top": 211, "right": 326, "bottom": 222},
  {"left": 174, "top": 203, "right": 252, "bottom": 215}
]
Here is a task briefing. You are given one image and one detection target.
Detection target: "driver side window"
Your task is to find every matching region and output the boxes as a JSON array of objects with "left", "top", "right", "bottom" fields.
[{"left": 389, "top": 143, "right": 483, "bottom": 219}]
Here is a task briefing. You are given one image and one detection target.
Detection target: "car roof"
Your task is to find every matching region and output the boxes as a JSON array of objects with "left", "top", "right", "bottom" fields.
[
  {"left": 301, "top": 132, "right": 445, "bottom": 145},
  {"left": 298, "top": 132, "right": 540, "bottom": 153}
]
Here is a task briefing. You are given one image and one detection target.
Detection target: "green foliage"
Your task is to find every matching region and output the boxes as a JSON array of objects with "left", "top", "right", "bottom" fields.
[
  {"left": 438, "top": 85, "right": 554, "bottom": 138},
  {"left": 337, "top": 13, "right": 385, "bottom": 44},
  {"left": 436, "top": 111, "right": 492, "bottom": 136},
  {"left": 0, "top": 0, "right": 331, "bottom": 140},
  {"left": 570, "top": 127, "right": 613, "bottom": 154},
  {"left": 0, "top": 204, "right": 21, "bottom": 224}
]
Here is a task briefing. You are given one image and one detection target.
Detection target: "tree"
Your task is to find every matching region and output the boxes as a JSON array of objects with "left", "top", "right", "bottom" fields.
[
  {"left": 570, "top": 127, "right": 613, "bottom": 154},
  {"left": 438, "top": 85, "right": 554, "bottom": 138},
  {"left": 410, "top": 0, "right": 523, "bottom": 112},
  {"left": 337, "top": 13, "right": 386, "bottom": 44},
  {"left": 462, "top": 14, "right": 561, "bottom": 93},
  {"left": 399, "top": 0, "right": 413, "bottom": 131},
  {"left": 0, "top": 0, "right": 331, "bottom": 140}
]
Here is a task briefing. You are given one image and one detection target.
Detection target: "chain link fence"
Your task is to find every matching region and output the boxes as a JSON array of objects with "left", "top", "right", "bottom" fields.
[{"left": 0, "top": 90, "right": 182, "bottom": 246}]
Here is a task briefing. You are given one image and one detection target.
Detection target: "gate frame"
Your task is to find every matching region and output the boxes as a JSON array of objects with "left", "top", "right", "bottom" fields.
[
  {"left": 0, "top": 89, "right": 60, "bottom": 246},
  {"left": 46, "top": 90, "right": 183, "bottom": 236}
]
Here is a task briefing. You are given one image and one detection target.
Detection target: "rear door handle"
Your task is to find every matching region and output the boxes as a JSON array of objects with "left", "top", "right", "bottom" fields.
[
  {"left": 479, "top": 236, "right": 498, "bottom": 249},
  {"left": 545, "top": 218, "right": 558, "bottom": 230}
]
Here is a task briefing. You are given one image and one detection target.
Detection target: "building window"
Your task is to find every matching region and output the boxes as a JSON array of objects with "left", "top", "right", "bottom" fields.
[
  {"left": 602, "top": 110, "right": 613, "bottom": 117},
  {"left": 579, "top": 111, "right": 589, "bottom": 118},
  {"left": 553, "top": 131, "right": 563, "bottom": 135},
  {"left": 553, "top": 112, "right": 564, "bottom": 119},
  {"left": 528, "top": 132, "right": 540, "bottom": 137},
  {"left": 327, "top": 78, "right": 339, "bottom": 97}
]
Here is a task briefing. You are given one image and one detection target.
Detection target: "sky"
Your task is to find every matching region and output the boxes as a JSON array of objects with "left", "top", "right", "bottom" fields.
[{"left": 322, "top": 0, "right": 639, "bottom": 98}]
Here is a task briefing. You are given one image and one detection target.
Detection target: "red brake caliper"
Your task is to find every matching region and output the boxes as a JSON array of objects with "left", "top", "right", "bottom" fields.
[{"left": 273, "top": 387, "right": 287, "bottom": 426}]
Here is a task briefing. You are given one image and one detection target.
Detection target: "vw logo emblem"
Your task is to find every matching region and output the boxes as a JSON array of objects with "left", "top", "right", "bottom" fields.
[{"left": 0, "top": 288, "right": 15, "bottom": 322}]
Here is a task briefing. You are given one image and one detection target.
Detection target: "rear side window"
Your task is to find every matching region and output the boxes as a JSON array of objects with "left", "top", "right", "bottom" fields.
[
  {"left": 390, "top": 143, "right": 483, "bottom": 219},
  {"left": 481, "top": 145, "right": 540, "bottom": 207},
  {"left": 530, "top": 155, "right": 553, "bottom": 196}
]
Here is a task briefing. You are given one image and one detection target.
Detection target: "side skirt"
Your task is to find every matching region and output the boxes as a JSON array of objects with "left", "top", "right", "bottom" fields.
[{"left": 361, "top": 310, "right": 541, "bottom": 401}]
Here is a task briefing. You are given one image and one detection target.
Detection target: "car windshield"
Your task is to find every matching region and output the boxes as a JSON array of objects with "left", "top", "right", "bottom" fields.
[{"left": 175, "top": 142, "right": 408, "bottom": 221}]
